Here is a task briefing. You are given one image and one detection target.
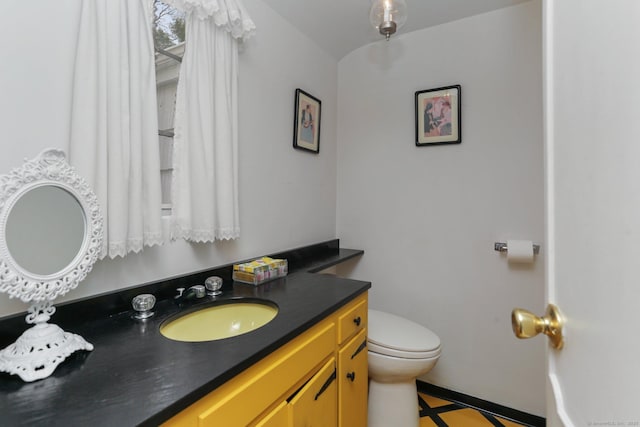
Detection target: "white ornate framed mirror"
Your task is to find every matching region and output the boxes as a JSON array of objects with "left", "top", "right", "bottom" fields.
[{"left": 0, "top": 149, "right": 103, "bottom": 382}]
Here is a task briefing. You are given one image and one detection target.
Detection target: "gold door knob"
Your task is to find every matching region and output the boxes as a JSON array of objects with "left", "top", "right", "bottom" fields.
[{"left": 511, "top": 304, "right": 564, "bottom": 349}]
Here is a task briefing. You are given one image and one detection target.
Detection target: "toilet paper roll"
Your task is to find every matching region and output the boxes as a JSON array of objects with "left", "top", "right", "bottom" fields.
[{"left": 506, "top": 240, "right": 534, "bottom": 264}]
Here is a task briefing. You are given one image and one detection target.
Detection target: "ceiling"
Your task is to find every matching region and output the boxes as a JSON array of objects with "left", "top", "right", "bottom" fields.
[{"left": 260, "top": 0, "right": 531, "bottom": 60}]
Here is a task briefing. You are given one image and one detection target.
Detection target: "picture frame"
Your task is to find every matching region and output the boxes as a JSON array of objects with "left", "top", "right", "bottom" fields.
[
  {"left": 415, "top": 85, "right": 461, "bottom": 146},
  {"left": 293, "top": 88, "right": 321, "bottom": 153}
]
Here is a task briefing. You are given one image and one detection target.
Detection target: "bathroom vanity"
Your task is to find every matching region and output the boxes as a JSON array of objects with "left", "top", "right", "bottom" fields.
[
  {"left": 0, "top": 241, "right": 369, "bottom": 426},
  {"left": 163, "top": 292, "right": 368, "bottom": 427}
]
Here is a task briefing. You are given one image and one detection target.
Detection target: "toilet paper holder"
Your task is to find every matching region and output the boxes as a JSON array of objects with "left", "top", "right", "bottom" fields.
[{"left": 494, "top": 242, "right": 540, "bottom": 255}]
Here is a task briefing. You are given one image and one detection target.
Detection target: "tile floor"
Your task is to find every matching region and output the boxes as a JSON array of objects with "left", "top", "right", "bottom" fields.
[{"left": 418, "top": 392, "right": 529, "bottom": 427}]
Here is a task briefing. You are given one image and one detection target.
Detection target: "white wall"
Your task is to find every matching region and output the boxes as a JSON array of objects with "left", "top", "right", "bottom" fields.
[
  {"left": 0, "top": 0, "right": 338, "bottom": 316},
  {"left": 336, "top": 1, "right": 545, "bottom": 416}
]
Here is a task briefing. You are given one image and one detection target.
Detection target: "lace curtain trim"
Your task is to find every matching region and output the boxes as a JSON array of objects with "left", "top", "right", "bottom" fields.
[
  {"left": 171, "top": 224, "right": 241, "bottom": 243},
  {"left": 163, "top": 0, "right": 256, "bottom": 40},
  {"left": 105, "top": 232, "right": 164, "bottom": 259}
]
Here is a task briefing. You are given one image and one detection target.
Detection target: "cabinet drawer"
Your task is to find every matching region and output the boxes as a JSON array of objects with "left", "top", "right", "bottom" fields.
[
  {"left": 338, "top": 329, "right": 368, "bottom": 427},
  {"left": 337, "top": 297, "right": 367, "bottom": 344},
  {"left": 289, "top": 357, "right": 338, "bottom": 427}
]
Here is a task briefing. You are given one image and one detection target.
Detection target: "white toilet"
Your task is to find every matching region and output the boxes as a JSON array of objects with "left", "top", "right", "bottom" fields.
[{"left": 367, "top": 309, "right": 441, "bottom": 427}]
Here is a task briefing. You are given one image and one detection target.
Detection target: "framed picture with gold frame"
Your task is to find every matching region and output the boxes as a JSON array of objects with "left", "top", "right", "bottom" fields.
[
  {"left": 415, "top": 85, "right": 461, "bottom": 146},
  {"left": 293, "top": 89, "right": 321, "bottom": 153}
]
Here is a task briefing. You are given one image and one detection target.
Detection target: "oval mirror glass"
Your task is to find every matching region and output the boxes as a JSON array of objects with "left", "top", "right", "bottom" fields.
[{"left": 5, "top": 185, "right": 85, "bottom": 276}]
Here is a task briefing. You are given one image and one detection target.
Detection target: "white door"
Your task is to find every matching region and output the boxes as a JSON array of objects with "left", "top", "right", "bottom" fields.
[{"left": 543, "top": 1, "right": 640, "bottom": 425}]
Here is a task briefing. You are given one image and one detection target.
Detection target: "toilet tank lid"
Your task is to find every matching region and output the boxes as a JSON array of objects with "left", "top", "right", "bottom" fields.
[{"left": 367, "top": 309, "right": 441, "bottom": 353}]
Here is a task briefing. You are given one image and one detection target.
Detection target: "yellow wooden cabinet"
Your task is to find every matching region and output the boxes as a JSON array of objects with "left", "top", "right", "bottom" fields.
[
  {"left": 289, "top": 357, "right": 337, "bottom": 427},
  {"left": 253, "top": 401, "right": 288, "bottom": 427},
  {"left": 336, "top": 295, "right": 368, "bottom": 427},
  {"left": 162, "top": 292, "right": 368, "bottom": 427},
  {"left": 338, "top": 329, "right": 368, "bottom": 427}
]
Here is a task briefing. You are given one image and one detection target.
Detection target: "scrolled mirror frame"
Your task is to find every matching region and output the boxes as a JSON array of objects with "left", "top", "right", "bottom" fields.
[
  {"left": 0, "top": 149, "right": 104, "bottom": 382},
  {"left": 0, "top": 149, "right": 103, "bottom": 303}
]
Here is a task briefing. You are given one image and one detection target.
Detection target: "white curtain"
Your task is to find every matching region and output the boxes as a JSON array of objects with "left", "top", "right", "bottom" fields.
[
  {"left": 69, "top": 0, "right": 163, "bottom": 258},
  {"left": 166, "top": 0, "right": 255, "bottom": 242}
]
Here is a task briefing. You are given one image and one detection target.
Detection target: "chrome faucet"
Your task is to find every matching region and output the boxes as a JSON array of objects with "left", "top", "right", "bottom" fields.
[{"left": 174, "top": 285, "right": 206, "bottom": 302}]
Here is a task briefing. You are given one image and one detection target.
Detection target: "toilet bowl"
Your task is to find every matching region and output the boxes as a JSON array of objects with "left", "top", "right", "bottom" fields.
[{"left": 367, "top": 309, "right": 441, "bottom": 427}]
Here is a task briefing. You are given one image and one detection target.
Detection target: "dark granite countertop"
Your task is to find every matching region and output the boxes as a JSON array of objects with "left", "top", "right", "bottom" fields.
[{"left": 0, "top": 240, "right": 368, "bottom": 426}]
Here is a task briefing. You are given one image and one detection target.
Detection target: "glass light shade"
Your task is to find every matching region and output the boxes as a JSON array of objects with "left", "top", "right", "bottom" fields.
[{"left": 369, "top": 0, "right": 408, "bottom": 37}]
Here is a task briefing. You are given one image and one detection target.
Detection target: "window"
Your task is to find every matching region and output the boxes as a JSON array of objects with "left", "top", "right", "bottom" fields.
[{"left": 153, "top": 1, "right": 185, "bottom": 216}]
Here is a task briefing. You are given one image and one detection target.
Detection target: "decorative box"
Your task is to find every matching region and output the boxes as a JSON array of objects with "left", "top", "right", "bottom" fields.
[{"left": 232, "top": 257, "right": 288, "bottom": 285}]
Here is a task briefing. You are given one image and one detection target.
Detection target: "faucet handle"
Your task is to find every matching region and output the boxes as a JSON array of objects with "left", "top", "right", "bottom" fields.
[
  {"left": 132, "top": 294, "right": 156, "bottom": 319},
  {"left": 205, "top": 276, "right": 223, "bottom": 296},
  {"left": 175, "top": 287, "right": 186, "bottom": 299}
]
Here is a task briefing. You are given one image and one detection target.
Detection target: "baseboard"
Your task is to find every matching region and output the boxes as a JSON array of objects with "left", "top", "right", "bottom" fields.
[{"left": 417, "top": 381, "right": 546, "bottom": 427}]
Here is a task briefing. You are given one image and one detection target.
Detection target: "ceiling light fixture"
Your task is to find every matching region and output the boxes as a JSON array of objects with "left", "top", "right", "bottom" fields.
[{"left": 369, "top": 0, "right": 408, "bottom": 41}]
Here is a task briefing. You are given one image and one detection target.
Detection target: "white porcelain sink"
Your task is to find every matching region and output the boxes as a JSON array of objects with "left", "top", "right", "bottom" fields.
[{"left": 160, "top": 300, "right": 278, "bottom": 342}]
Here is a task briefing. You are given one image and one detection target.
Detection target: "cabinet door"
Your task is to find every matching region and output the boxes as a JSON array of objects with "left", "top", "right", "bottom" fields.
[
  {"left": 289, "top": 358, "right": 337, "bottom": 427},
  {"left": 253, "top": 401, "right": 289, "bottom": 427},
  {"left": 338, "top": 329, "right": 368, "bottom": 427}
]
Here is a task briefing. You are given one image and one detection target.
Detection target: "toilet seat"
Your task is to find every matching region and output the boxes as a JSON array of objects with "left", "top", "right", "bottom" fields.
[
  {"left": 368, "top": 341, "right": 441, "bottom": 359},
  {"left": 368, "top": 309, "right": 441, "bottom": 359}
]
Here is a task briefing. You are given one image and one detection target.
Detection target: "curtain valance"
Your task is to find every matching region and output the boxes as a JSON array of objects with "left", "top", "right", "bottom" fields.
[{"left": 163, "top": 0, "right": 255, "bottom": 40}]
